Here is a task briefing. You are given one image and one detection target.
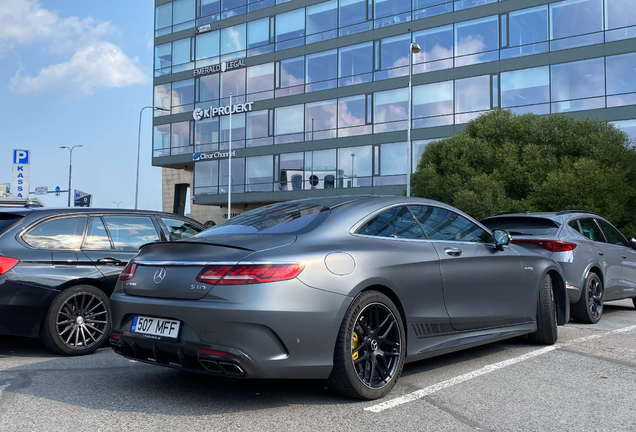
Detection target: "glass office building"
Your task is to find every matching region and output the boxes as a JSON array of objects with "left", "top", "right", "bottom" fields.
[{"left": 152, "top": 0, "right": 636, "bottom": 220}]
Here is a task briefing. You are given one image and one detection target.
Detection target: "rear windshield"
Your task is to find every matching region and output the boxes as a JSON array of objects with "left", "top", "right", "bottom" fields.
[
  {"left": 0, "top": 214, "right": 24, "bottom": 234},
  {"left": 481, "top": 217, "right": 559, "bottom": 236},
  {"left": 198, "top": 203, "right": 330, "bottom": 236}
]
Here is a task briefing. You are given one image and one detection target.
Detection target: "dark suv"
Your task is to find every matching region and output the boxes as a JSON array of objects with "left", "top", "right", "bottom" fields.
[
  {"left": 481, "top": 211, "right": 636, "bottom": 324},
  {"left": 0, "top": 208, "right": 204, "bottom": 355}
]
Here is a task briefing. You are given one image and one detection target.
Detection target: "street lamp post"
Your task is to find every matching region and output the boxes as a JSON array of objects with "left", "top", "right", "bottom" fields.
[
  {"left": 60, "top": 145, "right": 83, "bottom": 207},
  {"left": 407, "top": 42, "right": 421, "bottom": 198},
  {"left": 228, "top": 93, "right": 232, "bottom": 221},
  {"left": 113, "top": 201, "right": 124, "bottom": 208},
  {"left": 351, "top": 153, "right": 355, "bottom": 187},
  {"left": 136, "top": 105, "right": 170, "bottom": 210}
]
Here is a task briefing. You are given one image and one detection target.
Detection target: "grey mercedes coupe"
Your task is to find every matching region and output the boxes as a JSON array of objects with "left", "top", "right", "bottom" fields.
[{"left": 109, "top": 196, "right": 568, "bottom": 400}]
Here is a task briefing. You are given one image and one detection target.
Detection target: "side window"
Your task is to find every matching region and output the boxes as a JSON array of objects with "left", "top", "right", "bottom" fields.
[
  {"left": 596, "top": 219, "right": 629, "bottom": 247},
  {"left": 102, "top": 216, "right": 160, "bottom": 250},
  {"left": 578, "top": 218, "right": 605, "bottom": 242},
  {"left": 161, "top": 217, "right": 202, "bottom": 241},
  {"left": 83, "top": 216, "right": 112, "bottom": 250},
  {"left": 22, "top": 216, "right": 86, "bottom": 249},
  {"left": 568, "top": 220, "right": 581, "bottom": 233},
  {"left": 357, "top": 206, "right": 426, "bottom": 239},
  {"left": 410, "top": 205, "right": 493, "bottom": 243}
]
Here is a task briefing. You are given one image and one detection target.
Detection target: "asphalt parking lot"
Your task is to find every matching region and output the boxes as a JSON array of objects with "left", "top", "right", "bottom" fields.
[{"left": 1, "top": 300, "right": 635, "bottom": 432}]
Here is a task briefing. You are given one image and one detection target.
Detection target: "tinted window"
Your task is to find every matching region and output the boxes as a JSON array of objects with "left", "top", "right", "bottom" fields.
[
  {"left": 578, "top": 218, "right": 605, "bottom": 242},
  {"left": 200, "top": 203, "right": 328, "bottom": 235},
  {"left": 0, "top": 214, "right": 24, "bottom": 234},
  {"left": 357, "top": 206, "right": 426, "bottom": 239},
  {"left": 102, "top": 216, "right": 160, "bottom": 250},
  {"left": 23, "top": 216, "right": 86, "bottom": 249},
  {"left": 161, "top": 218, "right": 203, "bottom": 241},
  {"left": 568, "top": 220, "right": 581, "bottom": 233},
  {"left": 411, "top": 206, "right": 492, "bottom": 243},
  {"left": 480, "top": 217, "right": 559, "bottom": 236},
  {"left": 83, "top": 217, "right": 112, "bottom": 250},
  {"left": 597, "top": 219, "right": 629, "bottom": 247}
]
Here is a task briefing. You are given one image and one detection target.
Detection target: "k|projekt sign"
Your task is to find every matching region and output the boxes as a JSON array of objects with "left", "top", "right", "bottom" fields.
[{"left": 193, "top": 102, "right": 254, "bottom": 121}]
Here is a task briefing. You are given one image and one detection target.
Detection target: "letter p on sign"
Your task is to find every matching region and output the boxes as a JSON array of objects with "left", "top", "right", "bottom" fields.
[{"left": 13, "top": 150, "right": 29, "bottom": 165}]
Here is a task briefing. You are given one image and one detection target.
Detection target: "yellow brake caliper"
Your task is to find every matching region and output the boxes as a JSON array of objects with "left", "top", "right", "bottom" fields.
[{"left": 352, "top": 332, "right": 359, "bottom": 361}]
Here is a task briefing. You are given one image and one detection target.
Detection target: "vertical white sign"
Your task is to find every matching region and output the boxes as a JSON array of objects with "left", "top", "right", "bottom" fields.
[{"left": 11, "top": 149, "right": 30, "bottom": 198}]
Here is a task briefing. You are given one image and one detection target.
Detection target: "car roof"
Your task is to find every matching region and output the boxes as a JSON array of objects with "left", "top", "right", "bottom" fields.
[
  {"left": 482, "top": 211, "right": 600, "bottom": 220},
  {"left": 0, "top": 207, "right": 204, "bottom": 224}
]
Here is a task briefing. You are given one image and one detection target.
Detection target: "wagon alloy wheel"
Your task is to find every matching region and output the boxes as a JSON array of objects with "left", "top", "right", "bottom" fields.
[
  {"left": 571, "top": 273, "right": 603, "bottom": 324},
  {"left": 328, "top": 291, "right": 406, "bottom": 400},
  {"left": 587, "top": 277, "right": 603, "bottom": 320},
  {"left": 351, "top": 303, "right": 402, "bottom": 389},
  {"left": 56, "top": 292, "right": 108, "bottom": 350},
  {"left": 40, "top": 285, "right": 111, "bottom": 356}
]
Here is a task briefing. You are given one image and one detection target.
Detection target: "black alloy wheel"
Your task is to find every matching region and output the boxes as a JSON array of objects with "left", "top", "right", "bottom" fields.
[
  {"left": 571, "top": 273, "right": 603, "bottom": 324},
  {"left": 40, "top": 285, "right": 111, "bottom": 355},
  {"left": 328, "top": 291, "right": 405, "bottom": 400}
]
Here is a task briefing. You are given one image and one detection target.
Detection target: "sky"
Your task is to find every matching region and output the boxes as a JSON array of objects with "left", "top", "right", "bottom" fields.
[{"left": 0, "top": 0, "right": 161, "bottom": 210}]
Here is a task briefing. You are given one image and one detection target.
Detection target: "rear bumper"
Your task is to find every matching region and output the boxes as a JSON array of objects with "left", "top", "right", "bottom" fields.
[
  {"left": 109, "top": 279, "right": 352, "bottom": 379},
  {"left": 0, "top": 276, "right": 58, "bottom": 337}
]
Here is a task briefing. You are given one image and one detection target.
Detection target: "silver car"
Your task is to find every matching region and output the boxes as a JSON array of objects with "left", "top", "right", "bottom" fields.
[
  {"left": 482, "top": 211, "right": 636, "bottom": 324},
  {"left": 110, "top": 196, "right": 568, "bottom": 400}
]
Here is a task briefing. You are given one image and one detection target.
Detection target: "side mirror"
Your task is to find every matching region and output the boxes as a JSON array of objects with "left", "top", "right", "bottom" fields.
[
  {"left": 630, "top": 238, "right": 636, "bottom": 250},
  {"left": 493, "top": 229, "right": 512, "bottom": 251}
]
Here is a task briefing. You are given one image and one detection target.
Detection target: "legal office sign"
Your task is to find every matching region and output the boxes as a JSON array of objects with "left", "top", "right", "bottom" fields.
[
  {"left": 194, "top": 59, "right": 246, "bottom": 77},
  {"left": 193, "top": 102, "right": 254, "bottom": 121},
  {"left": 11, "top": 149, "right": 30, "bottom": 198}
]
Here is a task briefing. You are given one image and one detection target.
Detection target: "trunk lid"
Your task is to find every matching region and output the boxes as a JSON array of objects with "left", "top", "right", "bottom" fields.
[{"left": 123, "top": 235, "right": 295, "bottom": 300}]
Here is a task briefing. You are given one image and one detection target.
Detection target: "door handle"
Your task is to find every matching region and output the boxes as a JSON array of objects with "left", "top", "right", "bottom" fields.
[
  {"left": 444, "top": 247, "right": 462, "bottom": 257},
  {"left": 597, "top": 251, "right": 604, "bottom": 256},
  {"left": 97, "top": 257, "right": 122, "bottom": 265}
]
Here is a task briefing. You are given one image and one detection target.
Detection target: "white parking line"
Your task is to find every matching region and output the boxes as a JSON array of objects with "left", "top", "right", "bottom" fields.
[{"left": 365, "top": 324, "right": 636, "bottom": 413}]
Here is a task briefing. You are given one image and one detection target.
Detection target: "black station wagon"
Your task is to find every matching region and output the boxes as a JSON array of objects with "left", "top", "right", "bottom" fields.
[{"left": 0, "top": 208, "right": 204, "bottom": 355}]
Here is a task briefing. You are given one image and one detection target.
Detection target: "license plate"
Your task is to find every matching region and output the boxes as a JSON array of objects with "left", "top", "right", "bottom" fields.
[{"left": 130, "top": 315, "right": 181, "bottom": 340}]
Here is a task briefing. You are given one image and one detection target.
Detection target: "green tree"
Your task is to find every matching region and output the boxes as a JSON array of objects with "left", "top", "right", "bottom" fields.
[{"left": 411, "top": 109, "right": 636, "bottom": 237}]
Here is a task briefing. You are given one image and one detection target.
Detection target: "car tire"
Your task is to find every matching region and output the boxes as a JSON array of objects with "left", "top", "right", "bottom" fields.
[
  {"left": 40, "top": 285, "right": 111, "bottom": 356},
  {"left": 327, "top": 290, "right": 405, "bottom": 400},
  {"left": 571, "top": 273, "right": 603, "bottom": 324},
  {"left": 528, "top": 274, "right": 558, "bottom": 345}
]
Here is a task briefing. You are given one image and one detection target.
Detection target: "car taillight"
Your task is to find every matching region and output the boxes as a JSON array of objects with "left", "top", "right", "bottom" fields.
[
  {"left": 512, "top": 239, "right": 577, "bottom": 252},
  {"left": 119, "top": 263, "right": 138, "bottom": 281},
  {"left": 0, "top": 257, "right": 19, "bottom": 275},
  {"left": 196, "top": 263, "right": 305, "bottom": 286}
]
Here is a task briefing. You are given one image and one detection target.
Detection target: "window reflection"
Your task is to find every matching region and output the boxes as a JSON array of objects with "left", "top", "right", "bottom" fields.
[
  {"left": 305, "top": 100, "right": 337, "bottom": 140},
  {"left": 412, "top": 81, "right": 454, "bottom": 128},
  {"left": 199, "top": 74, "right": 219, "bottom": 102},
  {"left": 102, "top": 217, "right": 160, "bottom": 251},
  {"left": 509, "top": 6, "right": 548, "bottom": 47},
  {"left": 221, "top": 24, "right": 246, "bottom": 55},
  {"left": 338, "top": 146, "right": 372, "bottom": 187},
  {"left": 172, "top": 79, "right": 194, "bottom": 112},
  {"left": 306, "top": 0, "right": 337, "bottom": 36},
  {"left": 195, "top": 117, "right": 219, "bottom": 149},
  {"left": 412, "top": 25, "right": 453, "bottom": 73},
  {"left": 171, "top": 121, "right": 192, "bottom": 154},
  {"left": 500, "top": 66, "right": 550, "bottom": 108},
  {"left": 550, "top": 0, "right": 603, "bottom": 40},
  {"left": 454, "top": 16, "right": 498, "bottom": 66},
  {"left": 306, "top": 50, "right": 337, "bottom": 91},
  {"left": 246, "top": 155, "right": 273, "bottom": 191},
  {"left": 339, "top": 0, "right": 366, "bottom": 28},
  {"left": 380, "top": 34, "right": 410, "bottom": 77},
  {"left": 455, "top": 75, "right": 491, "bottom": 118},
  {"left": 605, "top": 0, "right": 636, "bottom": 30},
  {"left": 194, "top": 160, "right": 219, "bottom": 195},
  {"left": 220, "top": 158, "right": 246, "bottom": 193},
  {"left": 339, "top": 42, "right": 373, "bottom": 84},
  {"left": 155, "top": 3, "right": 172, "bottom": 32},
  {"left": 196, "top": 31, "right": 220, "bottom": 61},
  {"left": 611, "top": 120, "right": 636, "bottom": 146},
  {"left": 23, "top": 217, "right": 86, "bottom": 250},
  {"left": 153, "top": 125, "right": 170, "bottom": 157},
  {"left": 374, "top": 88, "right": 409, "bottom": 132},
  {"left": 83, "top": 217, "right": 112, "bottom": 250},
  {"left": 338, "top": 95, "right": 368, "bottom": 137},
  {"left": 276, "top": 9, "right": 304, "bottom": 42},
  {"left": 551, "top": 58, "right": 605, "bottom": 112},
  {"left": 606, "top": 53, "right": 636, "bottom": 107}
]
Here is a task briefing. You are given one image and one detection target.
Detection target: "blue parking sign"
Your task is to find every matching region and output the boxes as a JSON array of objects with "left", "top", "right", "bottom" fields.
[{"left": 13, "top": 150, "right": 30, "bottom": 165}]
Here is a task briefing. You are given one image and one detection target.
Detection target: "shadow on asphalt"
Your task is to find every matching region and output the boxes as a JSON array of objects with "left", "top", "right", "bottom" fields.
[
  {"left": 0, "top": 335, "right": 532, "bottom": 415},
  {"left": 1, "top": 301, "right": 634, "bottom": 415}
]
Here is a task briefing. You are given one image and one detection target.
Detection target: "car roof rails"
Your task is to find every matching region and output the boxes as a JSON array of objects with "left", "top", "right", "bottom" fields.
[
  {"left": 555, "top": 210, "right": 598, "bottom": 216},
  {"left": 490, "top": 209, "right": 531, "bottom": 217}
]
